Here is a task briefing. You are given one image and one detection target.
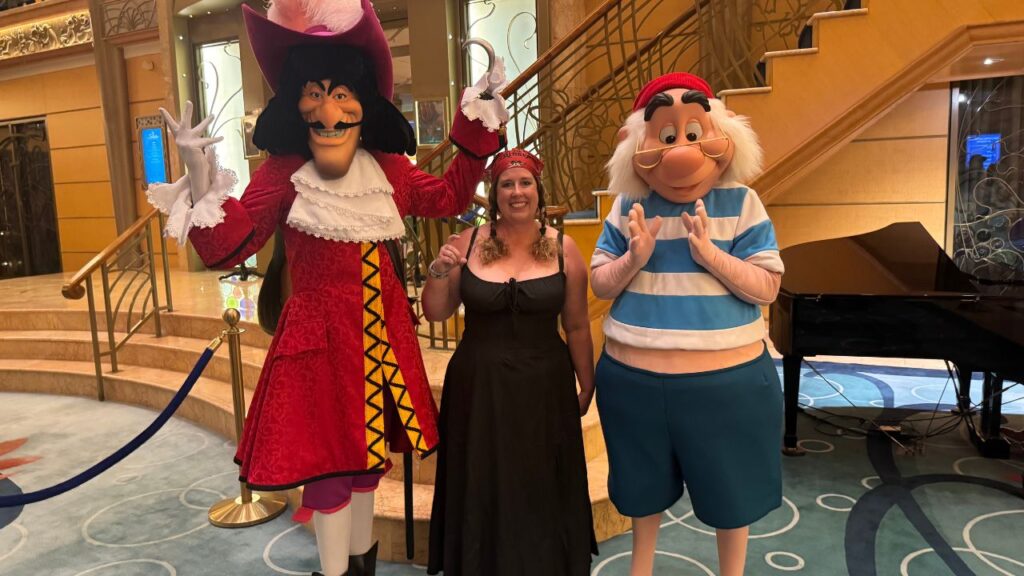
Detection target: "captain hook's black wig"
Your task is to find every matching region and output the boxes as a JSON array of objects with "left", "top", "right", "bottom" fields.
[{"left": 252, "top": 43, "right": 416, "bottom": 157}]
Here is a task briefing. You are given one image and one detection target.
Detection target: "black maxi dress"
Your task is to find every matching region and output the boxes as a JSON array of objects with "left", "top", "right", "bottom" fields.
[{"left": 427, "top": 229, "right": 597, "bottom": 576}]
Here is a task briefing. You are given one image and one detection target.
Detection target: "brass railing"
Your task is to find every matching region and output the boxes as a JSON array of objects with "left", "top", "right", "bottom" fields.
[
  {"left": 407, "top": 0, "right": 844, "bottom": 347},
  {"left": 62, "top": 207, "right": 173, "bottom": 399},
  {"left": 420, "top": 0, "right": 845, "bottom": 211}
]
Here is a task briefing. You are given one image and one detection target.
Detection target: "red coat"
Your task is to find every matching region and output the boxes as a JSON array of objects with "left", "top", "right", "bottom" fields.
[{"left": 188, "top": 119, "right": 494, "bottom": 490}]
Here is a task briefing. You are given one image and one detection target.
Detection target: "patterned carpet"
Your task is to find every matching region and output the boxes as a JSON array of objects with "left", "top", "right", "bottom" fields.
[{"left": 1, "top": 360, "right": 1022, "bottom": 576}]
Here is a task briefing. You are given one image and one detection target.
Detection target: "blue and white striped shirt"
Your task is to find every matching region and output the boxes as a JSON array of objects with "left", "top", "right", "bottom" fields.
[{"left": 592, "top": 185, "right": 784, "bottom": 350}]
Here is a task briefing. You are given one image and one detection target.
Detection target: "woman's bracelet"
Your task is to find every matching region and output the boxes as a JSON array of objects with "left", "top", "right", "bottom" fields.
[{"left": 428, "top": 261, "right": 449, "bottom": 279}]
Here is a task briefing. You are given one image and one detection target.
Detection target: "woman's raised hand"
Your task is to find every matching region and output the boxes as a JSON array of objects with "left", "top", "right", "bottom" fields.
[{"left": 429, "top": 234, "right": 467, "bottom": 278}]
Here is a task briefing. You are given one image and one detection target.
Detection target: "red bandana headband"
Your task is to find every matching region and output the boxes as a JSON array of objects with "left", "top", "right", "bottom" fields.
[
  {"left": 632, "top": 72, "right": 714, "bottom": 112},
  {"left": 488, "top": 148, "right": 544, "bottom": 185}
]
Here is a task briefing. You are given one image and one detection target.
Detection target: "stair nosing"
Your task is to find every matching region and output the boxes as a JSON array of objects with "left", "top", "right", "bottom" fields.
[
  {"left": 763, "top": 47, "right": 819, "bottom": 60},
  {"left": 809, "top": 7, "right": 868, "bottom": 23},
  {"left": 718, "top": 86, "right": 772, "bottom": 98}
]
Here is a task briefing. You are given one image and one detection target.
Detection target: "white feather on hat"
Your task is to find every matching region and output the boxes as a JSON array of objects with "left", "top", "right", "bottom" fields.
[{"left": 268, "top": 0, "right": 363, "bottom": 33}]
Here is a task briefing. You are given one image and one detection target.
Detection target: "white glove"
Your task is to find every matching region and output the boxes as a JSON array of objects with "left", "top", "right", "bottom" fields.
[
  {"left": 461, "top": 56, "right": 510, "bottom": 132},
  {"left": 159, "top": 100, "right": 222, "bottom": 204},
  {"left": 148, "top": 101, "right": 236, "bottom": 244}
]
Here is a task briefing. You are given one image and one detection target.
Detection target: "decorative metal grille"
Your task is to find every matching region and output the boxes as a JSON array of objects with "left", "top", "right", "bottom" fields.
[{"left": 101, "top": 0, "right": 156, "bottom": 37}]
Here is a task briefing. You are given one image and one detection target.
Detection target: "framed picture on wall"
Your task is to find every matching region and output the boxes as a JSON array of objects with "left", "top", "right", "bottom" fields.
[
  {"left": 242, "top": 110, "right": 262, "bottom": 159},
  {"left": 415, "top": 98, "right": 448, "bottom": 146}
]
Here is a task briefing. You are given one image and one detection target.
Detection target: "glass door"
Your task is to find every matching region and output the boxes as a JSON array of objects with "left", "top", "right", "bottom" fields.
[
  {"left": 195, "top": 38, "right": 256, "bottom": 270},
  {"left": 0, "top": 119, "right": 60, "bottom": 279}
]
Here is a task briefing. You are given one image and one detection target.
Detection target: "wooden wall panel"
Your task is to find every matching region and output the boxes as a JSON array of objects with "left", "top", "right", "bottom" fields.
[
  {"left": 61, "top": 252, "right": 94, "bottom": 271},
  {"left": 57, "top": 217, "right": 118, "bottom": 252},
  {"left": 858, "top": 84, "right": 949, "bottom": 140},
  {"left": 771, "top": 85, "right": 951, "bottom": 249},
  {"left": 125, "top": 55, "right": 166, "bottom": 103},
  {"left": 41, "top": 65, "right": 101, "bottom": 113},
  {"left": 773, "top": 137, "right": 948, "bottom": 206},
  {"left": 0, "top": 75, "right": 46, "bottom": 119},
  {"left": 55, "top": 182, "right": 116, "bottom": 219},
  {"left": 767, "top": 203, "right": 946, "bottom": 249},
  {"left": 46, "top": 108, "right": 106, "bottom": 149},
  {"left": 51, "top": 146, "right": 110, "bottom": 184}
]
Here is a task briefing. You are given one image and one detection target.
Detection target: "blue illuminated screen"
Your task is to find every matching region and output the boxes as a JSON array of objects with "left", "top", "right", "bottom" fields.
[
  {"left": 965, "top": 133, "right": 1001, "bottom": 170},
  {"left": 141, "top": 127, "right": 168, "bottom": 185}
]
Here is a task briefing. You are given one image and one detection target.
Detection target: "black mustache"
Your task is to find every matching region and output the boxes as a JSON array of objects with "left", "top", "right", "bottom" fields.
[{"left": 308, "top": 120, "right": 362, "bottom": 130}]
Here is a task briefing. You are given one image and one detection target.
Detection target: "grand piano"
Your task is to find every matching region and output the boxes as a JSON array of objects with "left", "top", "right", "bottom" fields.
[{"left": 769, "top": 222, "right": 1024, "bottom": 458}]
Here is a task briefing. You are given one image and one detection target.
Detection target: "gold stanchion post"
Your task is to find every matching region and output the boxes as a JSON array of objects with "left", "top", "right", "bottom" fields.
[{"left": 209, "top": 308, "right": 288, "bottom": 528}]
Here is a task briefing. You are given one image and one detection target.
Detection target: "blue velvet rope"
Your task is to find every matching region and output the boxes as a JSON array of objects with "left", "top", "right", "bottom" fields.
[{"left": 0, "top": 347, "right": 216, "bottom": 508}]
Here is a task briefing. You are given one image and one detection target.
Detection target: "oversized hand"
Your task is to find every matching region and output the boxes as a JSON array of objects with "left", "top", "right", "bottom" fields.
[
  {"left": 159, "top": 101, "right": 221, "bottom": 164},
  {"left": 627, "top": 203, "right": 663, "bottom": 266},
  {"left": 680, "top": 199, "right": 718, "bottom": 267},
  {"left": 159, "top": 101, "right": 221, "bottom": 203}
]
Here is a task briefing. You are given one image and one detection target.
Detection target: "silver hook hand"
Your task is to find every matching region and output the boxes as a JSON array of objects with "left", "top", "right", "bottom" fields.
[{"left": 463, "top": 38, "right": 499, "bottom": 97}]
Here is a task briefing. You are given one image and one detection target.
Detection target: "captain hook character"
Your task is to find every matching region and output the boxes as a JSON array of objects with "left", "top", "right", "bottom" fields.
[{"left": 146, "top": 0, "right": 509, "bottom": 574}]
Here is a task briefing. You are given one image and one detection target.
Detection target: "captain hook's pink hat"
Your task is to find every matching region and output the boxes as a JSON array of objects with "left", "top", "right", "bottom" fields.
[{"left": 243, "top": 0, "right": 394, "bottom": 100}]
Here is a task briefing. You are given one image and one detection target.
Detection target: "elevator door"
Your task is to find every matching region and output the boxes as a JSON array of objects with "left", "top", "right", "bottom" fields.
[{"left": 0, "top": 120, "right": 60, "bottom": 279}]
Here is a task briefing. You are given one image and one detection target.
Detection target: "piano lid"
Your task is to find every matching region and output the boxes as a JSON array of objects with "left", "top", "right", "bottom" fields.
[{"left": 779, "top": 222, "right": 980, "bottom": 297}]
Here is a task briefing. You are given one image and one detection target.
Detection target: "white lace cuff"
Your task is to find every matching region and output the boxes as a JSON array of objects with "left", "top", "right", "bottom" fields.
[
  {"left": 145, "top": 149, "right": 236, "bottom": 245},
  {"left": 461, "top": 56, "right": 510, "bottom": 133},
  {"left": 461, "top": 89, "right": 509, "bottom": 133}
]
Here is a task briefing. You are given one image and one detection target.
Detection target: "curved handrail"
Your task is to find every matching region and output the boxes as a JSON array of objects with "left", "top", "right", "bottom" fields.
[{"left": 63, "top": 208, "right": 161, "bottom": 300}]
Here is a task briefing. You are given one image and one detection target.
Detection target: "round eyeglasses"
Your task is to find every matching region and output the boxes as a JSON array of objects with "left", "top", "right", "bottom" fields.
[{"left": 633, "top": 134, "right": 731, "bottom": 169}]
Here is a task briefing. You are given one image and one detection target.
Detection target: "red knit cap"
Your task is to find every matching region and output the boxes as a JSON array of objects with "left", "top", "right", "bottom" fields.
[
  {"left": 632, "top": 73, "right": 714, "bottom": 112},
  {"left": 488, "top": 148, "right": 544, "bottom": 184}
]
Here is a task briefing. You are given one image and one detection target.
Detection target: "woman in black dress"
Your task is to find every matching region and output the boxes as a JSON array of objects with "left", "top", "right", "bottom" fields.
[{"left": 422, "top": 148, "right": 597, "bottom": 575}]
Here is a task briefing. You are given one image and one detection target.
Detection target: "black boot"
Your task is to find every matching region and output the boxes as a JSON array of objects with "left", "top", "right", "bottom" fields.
[
  {"left": 348, "top": 542, "right": 378, "bottom": 576},
  {"left": 312, "top": 572, "right": 350, "bottom": 576}
]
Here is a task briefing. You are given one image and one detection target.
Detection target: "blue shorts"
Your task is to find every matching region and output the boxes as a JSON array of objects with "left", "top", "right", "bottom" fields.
[{"left": 595, "top": 347, "right": 782, "bottom": 528}]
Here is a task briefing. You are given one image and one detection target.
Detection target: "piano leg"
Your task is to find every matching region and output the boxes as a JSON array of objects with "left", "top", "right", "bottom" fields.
[
  {"left": 782, "top": 355, "right": 805, "bottom": 456},
  {"left": 970, "top": 371, "right": 1010, "bottom": 459},
  {"left": 954, "top": 365, "right": 973, "bottom": 415}
]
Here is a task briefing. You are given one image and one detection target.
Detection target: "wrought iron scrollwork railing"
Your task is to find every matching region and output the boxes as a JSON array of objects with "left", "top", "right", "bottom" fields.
[
  {"left": 62, "top": 208, "right": 173, "bottom": 400},
  {"left": 420, "top": 0, "right": 845, "bottom": 211},
  {"left": 407, "top": 0, "right": 844, "bottom": 347}
]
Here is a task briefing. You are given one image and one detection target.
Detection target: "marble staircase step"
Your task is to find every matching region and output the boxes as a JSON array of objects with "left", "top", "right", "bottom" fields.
[
  {"left": 0, "top": 309, "right": 273, "bottom": 349},
  {"left": 0, "top": 330, "right": 267, "bottom": 391}
]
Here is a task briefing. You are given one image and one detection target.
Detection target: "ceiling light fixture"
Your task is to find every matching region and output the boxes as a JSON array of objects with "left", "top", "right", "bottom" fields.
[{"left": 982, "top": 57, "right": 1004, "bottom": 66}]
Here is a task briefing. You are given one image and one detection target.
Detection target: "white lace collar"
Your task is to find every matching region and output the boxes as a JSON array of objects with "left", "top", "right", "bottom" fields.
[{"left": 286, "top": 150, "right": 406, "bottom": 243}]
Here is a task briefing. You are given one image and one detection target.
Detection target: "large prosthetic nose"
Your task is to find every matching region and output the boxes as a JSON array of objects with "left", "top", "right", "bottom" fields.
[{"left": 659, "top": 144, "right": 713, "bottom": 184}]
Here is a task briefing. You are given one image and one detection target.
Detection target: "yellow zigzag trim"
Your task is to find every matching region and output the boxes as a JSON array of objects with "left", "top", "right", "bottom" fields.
[
  {"left": 361, "top": 243, "right": 387, "bottom": 470},
  {"left": 360, "top": 243, "right": 428, "bottom": 467}
]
